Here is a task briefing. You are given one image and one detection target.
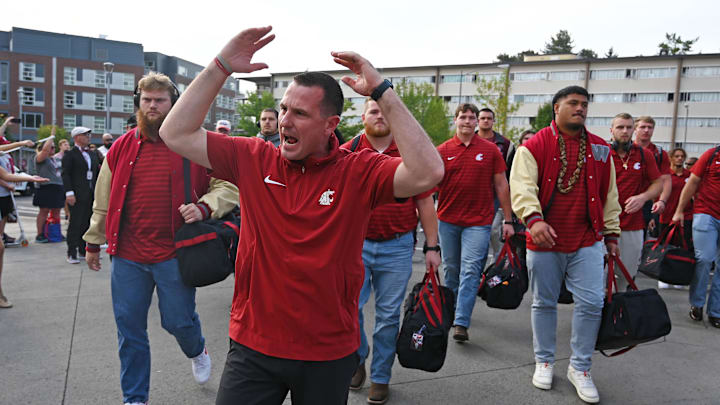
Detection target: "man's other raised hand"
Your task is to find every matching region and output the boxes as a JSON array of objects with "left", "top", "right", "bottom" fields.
[
  {"left": 218, "top": 26, "right": 275, "bottom": 74},
  {"left": 332, "top": 51, "right": 383, "bottom": 96}
]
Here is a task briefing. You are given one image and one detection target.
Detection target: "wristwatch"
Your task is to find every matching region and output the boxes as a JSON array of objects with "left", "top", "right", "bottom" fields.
[
  {"left": 423, "top": 242, "right": 441, "bottom": 255},
  {"left": 370, "top": 79, "right": 394, "bottom": 101}
]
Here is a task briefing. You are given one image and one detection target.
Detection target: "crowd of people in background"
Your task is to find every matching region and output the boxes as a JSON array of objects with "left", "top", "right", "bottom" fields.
[{"left": 1, "top": 27, "right": 719, "bottom": 405}]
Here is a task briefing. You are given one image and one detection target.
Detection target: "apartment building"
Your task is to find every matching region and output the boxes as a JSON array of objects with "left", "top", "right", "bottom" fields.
[
  {"left": 144, "top": 52, "right": 242, "bottom": 132},
  {"left": 0, "top": 27, "right": 144, "bottom": 140},
  {"left": 242, "top": 52, "right": 720, "bottom": 155}
]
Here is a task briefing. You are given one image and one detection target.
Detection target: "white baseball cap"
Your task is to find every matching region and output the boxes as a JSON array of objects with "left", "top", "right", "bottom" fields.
[
  {"left": 216, "top": 120, "right": 231, "bottom": 131},
  {"left": 71, "top": 126, "right": 92, "bottom": 137}
]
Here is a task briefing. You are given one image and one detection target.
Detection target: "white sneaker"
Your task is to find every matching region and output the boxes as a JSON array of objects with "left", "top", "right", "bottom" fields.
[
  {"left": 66, "top": 256, "right": 80, "bottom": 264},
  {"left": 532, "top": 362, "right": 554, "bottom": 390},
  {"left": 123, "top": 402, "right": 147, "bottom": 405},
  {"left": 191, "top": 347, "right": 211, "bottom": 385},
  {"left": 658, "top": 281, "right": 670, "bottom": 289},
  {"left": 567, "top": 365, "right": 600, "bottom": 403}
]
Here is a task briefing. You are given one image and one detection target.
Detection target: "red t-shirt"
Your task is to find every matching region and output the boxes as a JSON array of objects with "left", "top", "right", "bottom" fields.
[
  {"left": 436, "top": 135, "right": 506, "bottom": 227},
  {"left": 660, "top": 168, "right": 693, "bottom": 224},
  {"left": 341, "top": 134, "right": 433, "bottom": 240},
  {"left": 691, "top": 147, "right": 720, "bottom": 220},
  {"left": 117, "top": 139, "right": 175, "bottom": 263},
  {"left": 612, "top": 146, "right": 661, "bottom": 231},
  {"left": 533, "top": 133, "right": 596, "bottom": 253},
  {"left": 206, "top": 131, "right": 400, "bottom": 361}
]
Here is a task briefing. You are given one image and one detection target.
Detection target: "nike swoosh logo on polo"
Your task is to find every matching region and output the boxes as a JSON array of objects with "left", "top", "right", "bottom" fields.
[
  {"left": 264, "top": 175, "right": 287, "bottom": 187},
  {"left": 447, "top": 156, "right": 457, "bottom": 160},
  {"left": 715, "top": 161, "right": 720, "bottom": 165}
]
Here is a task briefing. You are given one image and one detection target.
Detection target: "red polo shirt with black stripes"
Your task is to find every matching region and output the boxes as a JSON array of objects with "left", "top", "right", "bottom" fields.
[
  {"left": 611, "top": 145, "right": 661, "bottom": 230},
  {"left": 691, "top": 147, "right": 720, "bottom": 220},
  {"left": 341, "top": 133, "right": 433, "bottom": 240},
  {"left": 436, "top": 134, "right": 506, "bottom": 227}
]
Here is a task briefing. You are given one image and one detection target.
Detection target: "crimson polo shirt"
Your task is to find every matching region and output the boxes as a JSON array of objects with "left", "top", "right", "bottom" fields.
[
  {"left": 611, "top": 145, "right": 661, "bottom": 231},
  {"left": 436, "top": 134, "right": 506, "bottom": 227},
  {"left": 660, "top": 168, "right": 693, "bottom": 224},
  {"left": 206, "top": 131, "right": 401, "bottom": 361},
  {"left": 639, "top": 142, "right": 670, "bottom": 191},
  {"left": 691, "top": 147, "right": 720, "bottom": 220},
  {"left": 535, "top": 133, "right": 596, "bottom": 253},
  {"left": 341, "top": 133, "right": 433, "bottom": 240}
]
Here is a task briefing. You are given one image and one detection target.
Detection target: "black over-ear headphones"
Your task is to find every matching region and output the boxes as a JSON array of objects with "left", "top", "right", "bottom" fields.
[{"left": 133, "top": 81, "right": 180, "bottom": 108}]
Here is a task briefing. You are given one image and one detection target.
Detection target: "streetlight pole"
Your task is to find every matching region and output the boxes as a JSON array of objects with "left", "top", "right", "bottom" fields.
[
  {"left": 683, "top": 103, "right": 689, "bottom": 148},
  {"left": 16, "top": 87, "right": 25, "bottom": 171},
  {"left": 458, "top": 69, "right": 463, "bottom": 105},
  {"left": 103, "top": 62, "right": 115, "bottom": 135}
]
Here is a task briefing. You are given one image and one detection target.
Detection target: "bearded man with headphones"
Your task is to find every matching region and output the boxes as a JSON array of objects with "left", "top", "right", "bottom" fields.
[{"left": 82, "top": 71, "right": 239, "bottom": 405}]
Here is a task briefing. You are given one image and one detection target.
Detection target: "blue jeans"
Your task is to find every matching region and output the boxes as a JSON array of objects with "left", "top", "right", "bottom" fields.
[
  {"left": 438, "top": 221, "right": 491, "bottom": 328},
  {"left": 357, "top": 232, "right": 414, "bottom": 384},
  {"left": 691, "top": 213, "right": 720, "bottom": 317},
  {"left": 527, "top": 242, "right": 604, "bottom": 372},
  {"left": 111, "top": 256, "right": 205, "bottom": 404}
]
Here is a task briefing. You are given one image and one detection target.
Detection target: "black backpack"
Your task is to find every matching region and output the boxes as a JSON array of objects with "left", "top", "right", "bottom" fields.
[{"left": 396, "top": 266, "right": 455, "bottom": 372}]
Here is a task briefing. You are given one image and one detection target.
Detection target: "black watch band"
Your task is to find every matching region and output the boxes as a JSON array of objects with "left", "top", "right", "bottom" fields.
[
  {"left": 423, "top": 242, "right": 441, "bottom": 255},
  {"left": 503, "top": 220, "right": 514, "bottom": 225},
  {"left": 370, "top": 79, "right": 393, "bottom": 101}
]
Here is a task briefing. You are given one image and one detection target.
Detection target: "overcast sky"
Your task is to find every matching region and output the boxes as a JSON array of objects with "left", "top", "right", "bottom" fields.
[{"left": 4, "top": 0, "right": 718, "bottom": 90}]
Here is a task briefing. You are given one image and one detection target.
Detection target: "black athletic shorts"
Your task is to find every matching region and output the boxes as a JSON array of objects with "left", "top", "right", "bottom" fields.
[{"left": 0, "top": 195, "right": 13, "bottom": 218}]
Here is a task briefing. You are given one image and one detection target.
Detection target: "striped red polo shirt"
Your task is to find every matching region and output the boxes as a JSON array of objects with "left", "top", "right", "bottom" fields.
[
  {"left": 117, "top": 138, "right": 175, "bottom": 263},
  {"left": 341, "top": 133, "right": 432, "bottom": 240},
  {"left": 436, "top": 134, "right": 505, "bottom": 227},
  {"left": 691, "top": 147, "right": 720, "bottom": 220},
  {"left": 660, "top": 168, "right": 693, "bottom": 224},
  {"left": 533, "top": 133, "right": 596, "bottom": 252},
  {"left": 612, "top": 145, "right": 661, "bottom": 231}
]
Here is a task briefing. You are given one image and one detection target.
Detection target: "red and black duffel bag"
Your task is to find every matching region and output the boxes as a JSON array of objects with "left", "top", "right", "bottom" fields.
[{"left": 638, "top": 222, "right": 696, "bottom": 285}]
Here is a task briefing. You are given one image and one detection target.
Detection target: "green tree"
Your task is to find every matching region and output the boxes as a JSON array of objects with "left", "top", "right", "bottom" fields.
[
  {"left": 394, "top": 81, "right": 450, "bottom": 145},
  {"left": 496, "top": 49, "right": 538, "bottom": 63},
  {"left": 544, "top": 30, "right": 574, "bottom": 54},
  {"left": 36, "top": 125, "right": 70, "bottom": 147},
  {"left": 658, "top": 33, "right": 698, "bottom": 55},
  {"left": 532, "top": 103, "right": 553, "bottom": 131},
  {"left": 605, "top": 47, "right": 618, "bottom": 58},
  {"left": 337, "top": 99, "right": 365, "bottom": 140},
  {"left": 475, "top": 71, "right": 522, "bottom": 142},
  {"left": 235, "top": 90, "right": 276, "bottom": 136},
  {"left": 578, "top": 48, "right": 598, "bottom": 59}
]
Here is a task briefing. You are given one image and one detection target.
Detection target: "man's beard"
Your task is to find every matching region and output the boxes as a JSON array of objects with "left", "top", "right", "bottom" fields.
[
  {"left": 136, "top": 109, "right": 167, "bottom": 141},
  {"left": 365, "top": 123, "right": 390, "bottom": 138},
  {"left": 613, "top": 139, "right": 631, "bottom": 152}
]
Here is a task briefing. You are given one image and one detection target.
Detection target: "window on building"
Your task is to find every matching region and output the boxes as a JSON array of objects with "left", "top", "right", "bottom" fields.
[
  {"left": 122, "top": 73, "right": 135, "bottom": 90},
  {"left": 94, "top": 116, "right": 106, "bottom": 132},
  {"left": 177, "top": 65, "right": 188, "bottom": 77},
  {"left": 585, "top": 117, "right": 613, "bottom": 127},
  {"left": 680, "top": 92, "right": 720, "bottom": 103},
  {"left": 123, "top": 96, "right": 134, "bottom": 113},
  {"left": 634, "top": 93, "right": 670, "bottom": 103},
  {"left": 635, "top": 67, "right": 677, "bottom": 79},
  {"left": 441, "top": 74, "right": 476, "bottom": 83},
  {"left": 63, "top": 114, "right": 76, "bottom": 131},
  {"left": 682, "top": 66, "right": 720, "bottom": 77},
  {"left": 513, "top": 94, "right": 552, "bottom": 104},
  {"left": 590, "top": 93, "right": 623, "bottom": 103},
  {"left": 95, "top": 94, "right": 106, "bottom": 111},
  {"left": 507, "top": 117, "right": 530, "bottom": 126},
  {"left": 20, "top": 87, "right": 35, "bottom": 105},
  {"left": 511, "top": 72, "right": 547, "bottom": 81},
  {"left": 19, "top": 62, "right": 44, "bottom": 82},
  {"left": 549, "top": 71, "right": 584, "bottom": 81},
  {"left": 476, "top": 73, "right": 502, "bottom": 82},
  {"left": 678, "top": 117, "right": 720, "bottom": 127},
  {"left": 405, "top": 76, "right": 436, "bottom": 84},
  {"left": 0, "top": 61, "right": 8, "bottom": 103},
  {"left": 449, "top": 96, "right": 476, "bottom": 103},
  {"left": 22, "top": 112, "right": 43, "bottom": 128},
  {"left": 63, "top": 67, "right": 77, "bottom": 85},
  {"left": 590, "top": 69, "right": 625, "bottom": 80},
  {"left": 95, "top": 70, "right": 106, "bottom": 87},
  {"left": 144, "top": 60, "right": 155, "bottom": 72},
  {"left": 64, "top": 91, "right": 76, "bottom": 108},
  {"left": 273, "top": 80, "right": 289, "bottom": 89}
]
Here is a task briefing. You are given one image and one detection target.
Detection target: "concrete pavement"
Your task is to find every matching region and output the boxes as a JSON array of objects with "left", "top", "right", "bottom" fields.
[{"left": 1, "top": 195, "right": 718, "bottom": 404}]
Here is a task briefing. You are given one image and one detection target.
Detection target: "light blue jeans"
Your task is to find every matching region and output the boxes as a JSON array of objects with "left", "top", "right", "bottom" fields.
[
  {"left": 527, "top": 242, "right": 604, "bottom": 372},
  {"left": 111, "top": 256, "right": 205, "bottom": 404},
  {"left": 357, "top": 232, "right": 414, "bottom": 384},
  {"left": 438, "top": 221, "right": 491, "bottom": 328},
  {"left": 691, "top": 213, "right": 720, "bottom": 317}
]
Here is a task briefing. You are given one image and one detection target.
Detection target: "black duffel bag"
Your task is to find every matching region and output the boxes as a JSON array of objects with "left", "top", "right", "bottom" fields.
[
  {"left": 396, "top": 266, "right": 455, "bottom": 372},
  {"left": 638, "top": 223, "right": 696, "bottom": 285},
  {"left": 596, "top": 256, "right": 672, "bottom": 356},
  {"left": 478, "top": 241, "right": 528, "bottom": 309}
]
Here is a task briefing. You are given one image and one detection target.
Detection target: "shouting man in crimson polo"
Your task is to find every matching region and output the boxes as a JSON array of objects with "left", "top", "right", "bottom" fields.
[
  {"left": 158, "top": 27, "right": 444, "bottom": 404},
  {"left": 510, "top": 86, "right": 621, "bottom": 404},
  {"left": 341, "top": 99, "right": 441, "bottom": 404},
  {"left": 436, "top": 103, "right": 515, "bottom": 343},
  {"left": 673, "top": 145, "right": 720, "bottom": 328},
  {"left": 609, "top": 113, "right": 663, "bottom": 291}
]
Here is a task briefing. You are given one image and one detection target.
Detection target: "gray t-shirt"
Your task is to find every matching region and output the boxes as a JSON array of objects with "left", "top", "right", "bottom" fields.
[
  {"left": 0, "top": 154, "right": 12, "bottom": 197},
  {"left": 35, "top": 156, "right": 64, "bottom": 186}
]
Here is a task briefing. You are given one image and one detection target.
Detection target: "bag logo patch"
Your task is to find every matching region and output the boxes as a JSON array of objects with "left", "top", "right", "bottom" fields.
[
  {"left": 318, "top": 189, "right": 335, "bottom": 206},
  {"left": 411, "top": 325, "right": 426, "bottom": 351}
]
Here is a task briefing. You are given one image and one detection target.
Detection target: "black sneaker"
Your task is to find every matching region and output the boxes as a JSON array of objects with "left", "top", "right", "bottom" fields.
[
  {"left": 35, "top": 235, "right": 49, "bottom": 244},
  {"left": 709, "top": 317, "right": 720, "bottom": 329},
  {"left": 690, "top": 306, "right": 703, "bottom": 322}
]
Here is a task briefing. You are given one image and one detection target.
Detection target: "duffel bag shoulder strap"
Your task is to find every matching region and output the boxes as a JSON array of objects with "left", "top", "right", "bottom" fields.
[
  {"left": 183, "top": 158, "right": 192, "bottom": 204},
  {"left": 599, "top": 257, "right": 638, "bottom": 357},
  {"left": 613, "top": 255, "right": 639, "bottom": 291}
]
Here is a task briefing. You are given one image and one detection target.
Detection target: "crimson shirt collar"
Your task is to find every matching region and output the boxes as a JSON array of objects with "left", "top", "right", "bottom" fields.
[
  {"left": 360, "top": 132, "right": 398, "bottom": 154},
  {"left": 451, "top": 133, "right": 479, "bottom": 146},
  {"left": 285, "top": 133, "right": 341, "bottom": 170}
]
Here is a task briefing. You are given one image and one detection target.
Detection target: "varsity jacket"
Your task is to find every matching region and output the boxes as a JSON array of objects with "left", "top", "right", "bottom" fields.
[
  {"left": 83, "top": 128, "right": 238, "bottom": 255},
  {"left": 510, "top": 121, "right": 621, "bottom": 243}
]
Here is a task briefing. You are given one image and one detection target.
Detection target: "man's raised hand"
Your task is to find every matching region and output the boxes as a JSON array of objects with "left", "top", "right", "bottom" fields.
[
  {"left": 331, "top": 51, "right": 383, "bottom": 96},
  {"left": 218, "top": 26, "right": 275, "bottom": 74}
]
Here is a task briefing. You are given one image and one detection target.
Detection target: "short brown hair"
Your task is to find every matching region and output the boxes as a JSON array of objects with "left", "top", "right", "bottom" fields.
[
  {"left": 670, "top": 147, "right": 687, "bottom": 159},
  {"left": 137, "top": 71, "right": 176, "bottom": 99},
  {"left": 454, "top": 103, "right": 479, "bottom": 118},
  {"left": 612, "top": 112, "right": 634, "bottom": 127},
  {"left": 635, "top": 116, "right": 655, "bottom": 127}
]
